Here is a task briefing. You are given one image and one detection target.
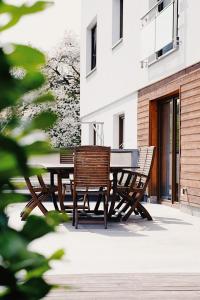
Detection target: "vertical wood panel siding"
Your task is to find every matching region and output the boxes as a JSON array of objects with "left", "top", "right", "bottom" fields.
[
  {"left": 180, "top": 77, "right": 200, "bottom": 206},
  {"left": 138, "top": 62, "right": 200, "bottom": 208}
]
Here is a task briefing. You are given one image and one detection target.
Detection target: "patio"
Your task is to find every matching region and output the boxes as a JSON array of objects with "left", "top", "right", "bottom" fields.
[{"left": 7, "top": 202, "right": 200, "bottom": 298}]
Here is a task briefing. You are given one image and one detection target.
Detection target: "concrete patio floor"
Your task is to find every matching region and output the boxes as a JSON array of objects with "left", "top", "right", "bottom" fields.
[{"left": 8, "top": 202, "right": 200, "bottom": 275}]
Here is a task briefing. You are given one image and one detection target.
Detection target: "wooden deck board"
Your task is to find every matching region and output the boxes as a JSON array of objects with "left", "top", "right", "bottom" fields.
[{"left": 44, "top": 274, "right": 200, "bottom": 299}]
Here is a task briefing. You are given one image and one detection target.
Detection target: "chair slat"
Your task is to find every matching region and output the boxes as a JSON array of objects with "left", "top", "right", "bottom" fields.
[{"left": 60, "top": 148, "right": 74, "bottom": 164}]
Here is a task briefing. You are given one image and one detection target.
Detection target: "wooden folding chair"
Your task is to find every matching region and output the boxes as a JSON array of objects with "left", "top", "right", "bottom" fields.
[
  {"left": 59, "top": 147, "right": 90, "bottom": 212},
  {"left": 71, "top": 146, "right": 111, "bottom": 229},
  {"left": 21, "top": 175, "right": 57, "bottom": 220},
  {"left": 57, "top": 148, "right": 75, "bottom": 211},
  {"left": 113, "top": 146, "right": 155, "bottom": 221}
]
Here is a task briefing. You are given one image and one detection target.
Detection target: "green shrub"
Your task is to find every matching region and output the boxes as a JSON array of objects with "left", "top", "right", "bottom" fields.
[{"left": 0, "top": 1, "right": 68, "bottom": 299}]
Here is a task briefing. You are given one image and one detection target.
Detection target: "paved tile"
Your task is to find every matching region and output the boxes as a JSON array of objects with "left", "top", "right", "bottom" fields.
[{"left": 8, "top": 203, "right": 200, "bottom": 274}]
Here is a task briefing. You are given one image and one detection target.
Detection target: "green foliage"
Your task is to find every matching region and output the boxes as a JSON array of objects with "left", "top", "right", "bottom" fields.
[
  {"left": 0, "top": 1, "right": 53, "bottom": 32},
  {"left": 0, "top": 1, "right": 68, "bottom": 299}
]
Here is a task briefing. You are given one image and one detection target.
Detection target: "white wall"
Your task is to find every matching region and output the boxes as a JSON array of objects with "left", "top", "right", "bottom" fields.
[
  {"left": 81, "top": 92, "right": 138, "bottom": 149},
  {"left": 80, "top": 0, "right": 147, "bottom": 118}
]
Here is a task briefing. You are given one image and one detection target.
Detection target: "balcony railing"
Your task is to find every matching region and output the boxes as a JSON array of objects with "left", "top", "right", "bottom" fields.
[
  {"left": 140, "top": 0, "right": 179, "bottom": 67},
  {"left": 81, "top": 121, "right": 104, "bottom": 146}
]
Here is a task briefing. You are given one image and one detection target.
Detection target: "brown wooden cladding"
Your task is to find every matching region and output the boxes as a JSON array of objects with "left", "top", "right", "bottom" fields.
[{"left": 138, "top": 61, "right": 200, "bottom": 208}]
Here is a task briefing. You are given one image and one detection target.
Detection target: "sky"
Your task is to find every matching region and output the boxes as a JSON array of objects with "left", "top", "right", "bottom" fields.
[{"left": 1, "top": 0, "right": 81, "bottom": 52}]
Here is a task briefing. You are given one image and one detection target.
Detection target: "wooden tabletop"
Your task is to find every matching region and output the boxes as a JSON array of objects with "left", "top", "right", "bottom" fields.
[{"left": 30, "top": 163, "right": 137, "bottom": 171}]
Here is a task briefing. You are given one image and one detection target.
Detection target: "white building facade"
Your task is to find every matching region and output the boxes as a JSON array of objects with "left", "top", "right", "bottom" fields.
[
  {"left": 80, "top": 0, "right": 200, "bottom": 212},
  {"left": 80, "top": 0, "right": 200, "bottom": 149}
]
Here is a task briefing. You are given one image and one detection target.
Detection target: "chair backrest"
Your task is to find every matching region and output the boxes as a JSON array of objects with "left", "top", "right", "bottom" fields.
[
  {"left": 74, "top": 146, "right": 111, "bottom": 188},
  {"left": 137, "top": 146, "right": 155, "bottom": 177},
  {"left": 60, "top": 148, "right": 74, "bottom": 164}
]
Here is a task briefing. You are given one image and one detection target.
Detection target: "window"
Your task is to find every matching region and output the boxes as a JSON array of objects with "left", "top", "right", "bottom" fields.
[
  {"left": 157, "top": 42, "right": 174, "bottom": 58},
  {"left": 157, "top": 0, "right": 172, "bottom": 12},
  {"left": 93, "top": 124, "right": 97, "bottom": 145},
  {"left": 112, "top": 0, "right": 123, "bottom": 46},
  {"left": 119, "top": 114, "right": 124, "bottom": 149},
  {"left": 149, "top": 0, "right": 171, "bottom": 10},
  {"left": 119, "top": 0, "right": 123, "bottom": 39},
  {"left": 86, "top": 19, "right": 97, "bottom": 75},
  {"left": 91, "top": 24, "right": 97, "bottom": 70}
]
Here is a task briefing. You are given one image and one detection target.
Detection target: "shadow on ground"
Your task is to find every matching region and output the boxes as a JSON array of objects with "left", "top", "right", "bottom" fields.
[{"left": 62, "top": 215, "right": 192, "bottom": 237}]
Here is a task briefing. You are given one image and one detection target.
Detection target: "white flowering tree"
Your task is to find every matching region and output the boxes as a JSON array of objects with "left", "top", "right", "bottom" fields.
[
  {"left": 44, "top": 32, "right": 81, "bottom": 147},
  {"left": 6, "top": 32, "right": 81, "bottom": 148}
]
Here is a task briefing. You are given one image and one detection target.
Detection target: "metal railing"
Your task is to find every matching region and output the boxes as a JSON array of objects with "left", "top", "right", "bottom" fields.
[
  {"left": 141, "top": 0, "right": 179, "bottom": 67},
  {"left": 81, "top": 121, "right": 104, "bottom": 146},
  {"left": 141, "top": 0, "right": 174, "bottom": 27}
]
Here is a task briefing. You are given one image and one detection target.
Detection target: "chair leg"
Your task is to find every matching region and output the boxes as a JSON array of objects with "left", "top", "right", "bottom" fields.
[
  {"left": 20, "top": 198, "right": 34, "bottom": 217},
  {"left": 94, "top": 188, "right": 103, "bottom": 214},
  {"left": 75, "top": 207, "right": 78, "bottom": 229},
  {"left": 37, "top": 201, "right": 48, "bottom": 215},
  {"left": 87, "top": 195, "right": 90, "bottom": 211},
  {"left": 114, "top": 196, "right": 126, "bottom": 212},
  {"left": 137, "top": 202, "right": 153, "bottom": 221},
  {"left": 72, "top": 209, "right": 75, "bottom": 226},
  {"left": 21, "top": 200, "right": 38, "bottom": 220},
  {"left": 72, "top": 194, "right": 76, "bottom": 227},
  {"left": 119, "top": 201, "right": 130, "bottom": 215},
  {"left": 51, "top": 192, "right": 59, "bottom": 211},
  {"left": 21, "top": 194, "right": 49, "bottom": 221},
  {"left": 103, "top": 195, "right": 108, "bottom": 229},
  {"left": 122, "top": 200, "right": 138, "bottom": 222},
  {"left": 83, "top": 193, "right": 90, "bottom": 211},
  {"left": 134, "top": 208, "right": 140, "bottom": 216}
]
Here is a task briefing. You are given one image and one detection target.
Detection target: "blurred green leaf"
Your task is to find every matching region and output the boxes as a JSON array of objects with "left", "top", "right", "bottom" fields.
[
  {"left": 7, "top": 45, "right": 45, "bottom": 71},
  {"left": 49, "top": 249, "right": 65, "bottom": 261},
  {"left": 0, "top": 266, "right": 16, "bottom": 286},
  {"left": 0, "top": 193, "right": 26, "bottom": 212},
  {"left": 11, "top": 251, "right": 49, "bottom": 273},
  {"left": 24, "top": 141, "right": 56, "bottom": 156},
  {"left": 0, "top": 136, "right": 28, "bottom": 176},
  {"left": 0, "top": 212, "right": 9, "bottom": 231},
  {"left": 0, "top": 48, "right": 19, "bottom": 110},
  {"left": 27, "top": 166, "right": 46, "bottom": 177},
  {"left": 0, "top": 1, "right": 65, "bottom": 298},
  {"left": 34, "top": 92, "right": 55, "bottom": 104},
  {"left": 0, "top": 1, "right": 53, "bottom": 32},
  {"left": 0, "top": 115, "right": 20, "bottom": 133},
  {"left": 21, "top": 215, "right": 55, "bottom": 242},
  {"left": 46, "top": 211, "right": 69, "bottom": 227},
  {"left": 0, "top": 151, "right": 18, "bottom": 172},
  {"left": 20, "top": 70, "right": 46, "bottom": 92},
  {"left": 19, "top": 277, "right": 52, "bottom": 300},
  {"left": 0, "top": 229, "right": 27, "bottom": 259},
  {"left": 25, "top": 265, "right": 50, "bottom": 281},
  {"left": 29, "top": 111, "right": 57, "bottom": 131}
]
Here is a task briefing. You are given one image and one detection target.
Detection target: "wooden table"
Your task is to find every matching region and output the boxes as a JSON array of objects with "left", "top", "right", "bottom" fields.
[{"left": 40, "top": 163, "right": 136, "bottom": 218}]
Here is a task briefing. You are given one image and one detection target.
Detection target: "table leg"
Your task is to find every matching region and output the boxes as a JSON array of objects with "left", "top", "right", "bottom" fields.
[
  {"left": 57, "top": 173, "right": 65, "bottom": 211},
  {"left": 50, "top": 172, "right": 59, "bottom": 211},
  {"left": 108, "top": 171, "right": 118, "bottom": 218}
]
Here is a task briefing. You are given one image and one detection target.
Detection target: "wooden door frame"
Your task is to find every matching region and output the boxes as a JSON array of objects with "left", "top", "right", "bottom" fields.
[{"left": 149, "top": 92, "right": 180, "bottom": 204}]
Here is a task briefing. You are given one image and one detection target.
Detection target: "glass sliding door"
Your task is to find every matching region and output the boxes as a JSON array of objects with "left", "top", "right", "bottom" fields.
[{"left": 159, "top": 97, "right": 180, "bottom": 203}]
